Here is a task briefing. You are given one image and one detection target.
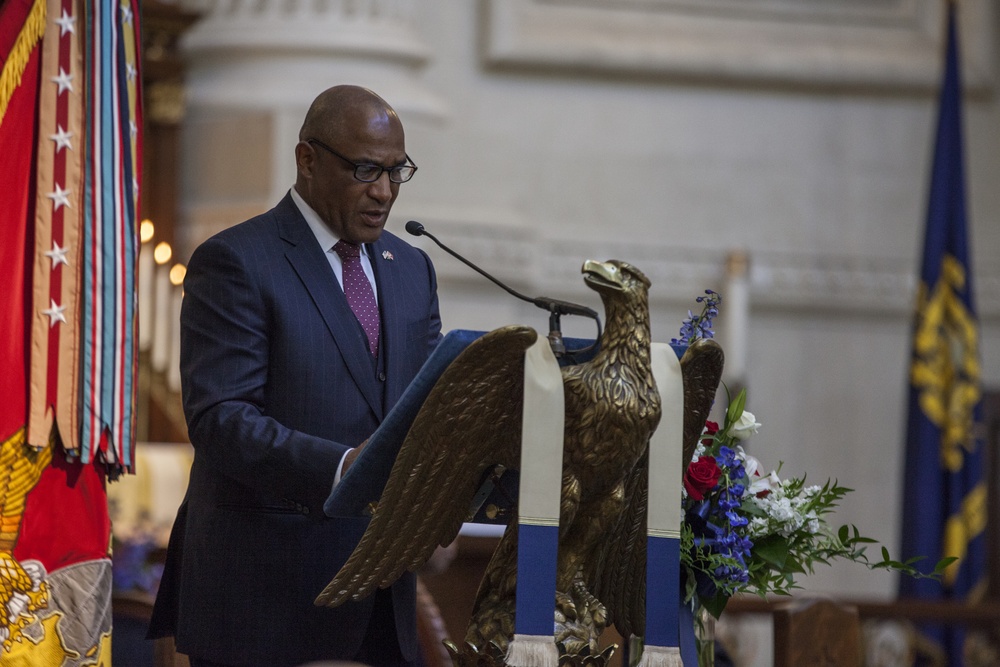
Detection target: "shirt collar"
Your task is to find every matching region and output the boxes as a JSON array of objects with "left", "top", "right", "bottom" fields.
[{"left": 290, "top": 187, "right": 369, "bottom": 258}]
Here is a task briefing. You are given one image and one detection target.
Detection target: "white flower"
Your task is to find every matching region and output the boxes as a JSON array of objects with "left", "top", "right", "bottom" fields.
[
  {"left": 768, "top": 497, "right": 795, "bottom": 524},
  {"left": 693, "top": 441, "right": 707, "bottom": 460},
  {"left": 730, "top": 410, "right": 762, "bottom": 441},
  {"left": 748, "top": 470, "right": 782, "bottom": 497},
  {"left": 737, "top": 446, "right": 757, "bottom": 471},
  {"left": 748, "top": 517, "right": 769, "bottom": 536}
]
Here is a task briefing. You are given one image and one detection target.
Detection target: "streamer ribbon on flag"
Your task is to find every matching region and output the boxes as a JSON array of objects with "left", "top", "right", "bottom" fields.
[{"left": 27, "top": 0, "right": 141, "bottom": 473}]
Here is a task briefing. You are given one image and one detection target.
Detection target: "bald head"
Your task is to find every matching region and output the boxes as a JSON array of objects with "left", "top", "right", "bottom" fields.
[{"left": 299, "top": 85, "right": 401, "bottom": 146}]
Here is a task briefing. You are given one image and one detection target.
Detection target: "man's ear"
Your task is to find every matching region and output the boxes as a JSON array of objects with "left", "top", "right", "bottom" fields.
[{"left": 294, "top": 141, "right": 315, "bottom": 178}]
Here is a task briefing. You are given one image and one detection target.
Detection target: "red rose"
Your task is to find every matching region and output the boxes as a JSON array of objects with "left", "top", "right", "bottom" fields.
[
  {"left": 702, "top": 420, "right": 720, "bottom": 445},
  {"left": 684, "top": 456, "right": 721, "bottom": 501}
]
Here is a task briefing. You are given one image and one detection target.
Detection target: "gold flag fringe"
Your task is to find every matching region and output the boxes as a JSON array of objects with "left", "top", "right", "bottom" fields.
[{"left": 0, "top": 0, "right": 48, "bottom": 125}]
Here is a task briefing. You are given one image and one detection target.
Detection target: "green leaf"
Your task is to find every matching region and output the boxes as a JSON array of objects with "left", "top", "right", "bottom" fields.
[
  {"left": 753, "top": 536, "right": 789, "bottom": 569},
  {"left": 934, "top": 557, "right": 959, "bottom": 573},
  {"left": 784, "top": 556, "right": 806, "bottom": 575},
  {"left": 725, "top": 389, "right": 747, "bottom": 430},
  {"left": 702, "top": 592, "right": 729, "bottom": 619}
]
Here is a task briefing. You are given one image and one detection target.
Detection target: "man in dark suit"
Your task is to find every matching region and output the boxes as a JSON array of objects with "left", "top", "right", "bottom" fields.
[{"left": 148, "top": 85, "right": 442, "bottom": 667}]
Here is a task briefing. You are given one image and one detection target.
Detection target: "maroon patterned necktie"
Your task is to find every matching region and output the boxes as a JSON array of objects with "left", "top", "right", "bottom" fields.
[{"left": 333, "top": 240, "right": 380, "bottom": 357}]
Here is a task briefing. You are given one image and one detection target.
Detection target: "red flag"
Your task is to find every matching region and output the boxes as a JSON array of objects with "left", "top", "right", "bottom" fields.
[
  {"left": 0, "top": 0, "right": 41, "bottom": 441},
  {"left": 1, "top": 0, "right": 141, "bottom": 660}
]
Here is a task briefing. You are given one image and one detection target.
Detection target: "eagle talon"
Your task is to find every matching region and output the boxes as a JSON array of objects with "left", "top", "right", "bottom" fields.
[{"left": 556, "top": 590, "right": 578, "bottom": 622}]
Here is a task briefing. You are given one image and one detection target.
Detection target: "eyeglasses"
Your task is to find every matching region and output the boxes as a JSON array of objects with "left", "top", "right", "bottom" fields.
[{"left": 307, "top": 138, "right": 417, "bottom": 184}]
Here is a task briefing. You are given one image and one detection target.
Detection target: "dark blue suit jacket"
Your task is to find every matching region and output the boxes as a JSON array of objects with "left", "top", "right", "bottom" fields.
[{"left": 149, "top": 192, "right": 442, "bottom": 666}]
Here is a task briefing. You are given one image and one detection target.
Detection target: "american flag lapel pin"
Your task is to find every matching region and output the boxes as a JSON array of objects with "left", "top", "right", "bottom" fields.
[{"left": 382, "top": 250, "right": 394, "bottom": 261}]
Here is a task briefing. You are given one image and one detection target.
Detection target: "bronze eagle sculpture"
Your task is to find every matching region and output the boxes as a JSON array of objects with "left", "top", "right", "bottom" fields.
[{"left": 315, "top": 259, "right": 724, "bottom": 656}]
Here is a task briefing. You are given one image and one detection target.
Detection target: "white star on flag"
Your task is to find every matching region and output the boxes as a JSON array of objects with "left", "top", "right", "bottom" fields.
[
  {"left": 129, "top": 120, "right": 137, "bottom": 138},
  {"left": 120, "top": 3, "right": 132, "bottom": 24},
  {"left": 45, "top": 242, "right": 70, "bottom": 269},
  {"left": 126, "top": 63, "right": 137, "bottom": 82},
  {"left": 52, "top": 68, "right": 74, "bottom": 95},
  {"left": 54, "top": 9, "right": 76, "bottom": 36},
  {"left": 47, "top": 184, "right": 72, "bottom": 210},
  {"left": 43, "top": 299, "right": 68, "bottom": 328},
  {"left": 50, "top": 126, "right": 73, "bottom": 152}
]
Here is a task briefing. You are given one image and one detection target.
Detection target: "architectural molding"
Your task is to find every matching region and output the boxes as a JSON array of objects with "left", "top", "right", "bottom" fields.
[
  {"left": 182, "top": 0, "right": 428, "bottom": 64},
  {"left": 483, "top": 0, "right": 996, "bottom": 92},
  {"left": 177, "top": 0, "right": 446, "bottom": 119},
  {"left": 418, "top": 220, "right": 1000, "bottom": 318}
]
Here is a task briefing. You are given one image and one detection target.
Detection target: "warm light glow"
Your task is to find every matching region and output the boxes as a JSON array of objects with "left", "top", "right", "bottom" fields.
[
  {"left": 169, "top": 263, "right": 187, "bottom": 286},
  {"left": 153, "top": 242, "right": 172, "bottom": 265},
  {"left": 140, "top": 219, "right": 155, "bottom": 243}
]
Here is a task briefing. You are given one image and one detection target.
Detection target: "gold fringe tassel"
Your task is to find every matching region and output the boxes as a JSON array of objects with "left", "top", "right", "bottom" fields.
[{"left": 0, "top": 0, "right": 48, "bottom": 125}]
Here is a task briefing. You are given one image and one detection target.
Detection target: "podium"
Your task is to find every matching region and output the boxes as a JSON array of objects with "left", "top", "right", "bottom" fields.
[
  {"left": 318, "top": 320, "right": 715, "bottom": 667},
  {"left": 324, "top": 329, "right": 599, "bottom": 523}
]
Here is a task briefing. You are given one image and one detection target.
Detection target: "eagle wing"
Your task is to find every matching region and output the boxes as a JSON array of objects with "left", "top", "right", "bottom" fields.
[
  {"left": 591, "top": 338, "right": 725, "bottom": 638},
  {"left": 315, "top": 325, "right": 536, "bottom": 607}
]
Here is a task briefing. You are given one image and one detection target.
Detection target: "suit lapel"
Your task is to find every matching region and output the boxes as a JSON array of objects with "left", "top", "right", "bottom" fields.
[
  {"left": 276, "top": 195, "right": 383, "bottom": 420},
  {"left": 369, "top": 238, "right": 405, "bottom": 408}
]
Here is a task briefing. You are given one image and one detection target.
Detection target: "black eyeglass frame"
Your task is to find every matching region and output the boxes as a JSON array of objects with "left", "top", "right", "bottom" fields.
[{"left": 307, "top": 138, "right": 417, "bottom": 184}]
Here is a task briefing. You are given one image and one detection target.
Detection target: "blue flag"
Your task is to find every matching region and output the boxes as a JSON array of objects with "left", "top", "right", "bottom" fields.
[{"left": 899, "top": 5, "right": 986, "bottom": 665}]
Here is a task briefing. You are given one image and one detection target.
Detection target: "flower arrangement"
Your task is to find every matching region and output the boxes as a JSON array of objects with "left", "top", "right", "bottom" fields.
[
  {"left": 673, "top": 290, "right": 948, "bottom": 621},
  {"left": 112, "top": 533, "right": 164, "bottom": 595}
]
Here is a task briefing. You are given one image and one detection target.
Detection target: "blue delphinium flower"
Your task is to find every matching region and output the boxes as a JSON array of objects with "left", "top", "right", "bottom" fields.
[
  {"left": 687, "top": 441, "right": 754, "bottom": 594},
  {"left": 112, "top": 537, "right": 164, "bottom": 594},
  {"left": 672, "top": 289, "right": 722, "bottom": 345}
]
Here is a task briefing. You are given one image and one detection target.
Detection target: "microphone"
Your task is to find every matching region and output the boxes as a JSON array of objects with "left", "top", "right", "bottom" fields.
[
  {"left": 405, "top": 220, "right": 602, "bottom": 356},
  {"left": 404, "top": 221, "right": 599, "bottom": 320}
]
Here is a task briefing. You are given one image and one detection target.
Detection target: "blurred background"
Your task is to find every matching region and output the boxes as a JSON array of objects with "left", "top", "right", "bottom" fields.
[{"left": 120, "top": 1, "right": 1000, "bottom": 664}]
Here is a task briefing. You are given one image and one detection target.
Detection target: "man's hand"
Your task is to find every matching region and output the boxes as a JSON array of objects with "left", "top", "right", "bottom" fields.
[{"left": 341, "top": 439, "right": 369, "bottom": 475}]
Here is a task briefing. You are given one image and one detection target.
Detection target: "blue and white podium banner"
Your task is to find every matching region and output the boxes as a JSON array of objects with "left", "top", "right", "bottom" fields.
[
  {"left": 508, "top": 336, "right": 565, "bottom": 667},
  {"left": 640, "top": 343, "right": 685, "bottom": 667}
]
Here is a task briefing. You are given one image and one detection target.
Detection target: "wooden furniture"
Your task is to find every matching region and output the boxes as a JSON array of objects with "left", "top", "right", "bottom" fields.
[
  {"left": 416, "top": 577, "right": 454, "bottom": 667},
  {"left": 773, "top": 598, "right": 862, "bottom": 667}
]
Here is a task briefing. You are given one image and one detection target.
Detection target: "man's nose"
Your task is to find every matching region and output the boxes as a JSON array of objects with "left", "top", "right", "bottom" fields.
[{"left": 367, "top": 172, "right": 394, "bottom": 202}]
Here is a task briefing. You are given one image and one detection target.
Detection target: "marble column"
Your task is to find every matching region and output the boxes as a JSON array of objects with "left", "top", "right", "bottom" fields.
[{"left": 176, "top": 0, "right": 442, "bottom": 254}]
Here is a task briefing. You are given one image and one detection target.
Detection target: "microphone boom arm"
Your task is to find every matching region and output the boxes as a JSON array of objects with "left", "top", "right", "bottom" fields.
[
  {"left": 405, "top": 220, "right": 602, "bottom": 357},
  {"left": 422, "top": 229, "right": 531, "bottom": 305}
]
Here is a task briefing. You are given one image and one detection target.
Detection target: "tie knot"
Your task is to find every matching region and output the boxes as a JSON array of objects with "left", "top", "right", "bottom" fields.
[{"left": 333, "top": 240, "right": 361, "bottom": 260}]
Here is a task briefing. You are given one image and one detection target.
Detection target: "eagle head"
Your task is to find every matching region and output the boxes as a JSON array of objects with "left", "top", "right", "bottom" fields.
[{"left": 581, "top": 259, "right": 650, "bottom": 302}]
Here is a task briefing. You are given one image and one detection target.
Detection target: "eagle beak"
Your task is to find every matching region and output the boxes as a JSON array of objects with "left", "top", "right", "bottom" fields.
[{"left": 582, "top": 259, "right": 621, "bottom": 290}]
